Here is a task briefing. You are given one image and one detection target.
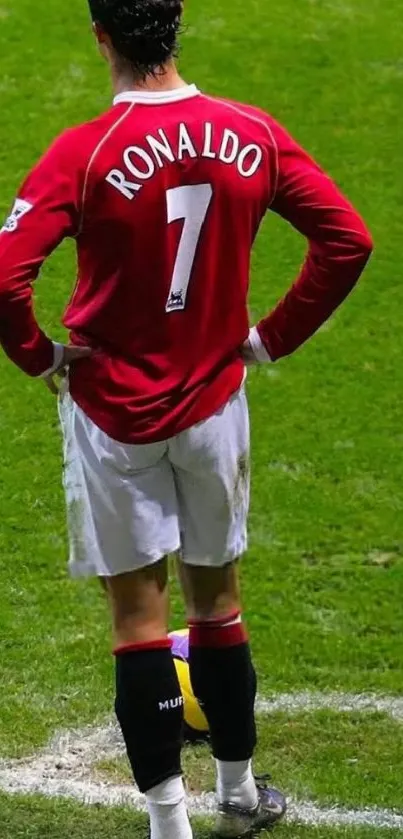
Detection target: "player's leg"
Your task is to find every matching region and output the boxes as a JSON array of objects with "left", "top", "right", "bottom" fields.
[
  {"left": 59, "top": 391, "right": 192, "bottom": 839},
  {"left": 179, "top": 561, "right": 286, "bottom": 836},
  {"left": 105, "top": 564, "right": 192, "bottom": 839},
  {"left": 173, "top": 388, "right": 257, "bottom": 806},
  {"left": 178, "top": 560, "right": 259, "bottom": 807},
  {"left": 171, "top": 388, "right": 286, "bottom": 836}
]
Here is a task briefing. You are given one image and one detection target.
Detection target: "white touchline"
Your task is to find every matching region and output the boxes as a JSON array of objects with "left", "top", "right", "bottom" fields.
[
  {"left": 255, "top": 691, "right": 403, "bottom": 721},
  {"left": 1, "top": 764, "right": 403, "bottom": 830},
  {"left": 285, "top": 802, "right": 403, "bottom": 830},
  {"left": 1, "top": 692, "right": 403, "bottom": 829}
]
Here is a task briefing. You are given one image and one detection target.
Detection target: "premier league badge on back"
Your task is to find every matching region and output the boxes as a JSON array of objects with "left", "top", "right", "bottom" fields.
[
  {"left": 166, "top": 289, "right": 185, "bottom": 312},
  {"left": 1, "top": 199, "right": 33, "bottom": 233}
]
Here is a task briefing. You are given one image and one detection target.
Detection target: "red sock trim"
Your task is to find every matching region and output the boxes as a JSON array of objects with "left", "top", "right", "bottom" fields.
[
  {"left": 113, "top": 638, "right": 172, "bottom": 657},
  {"left": 189, "top": 621, "right": 248, "bottom": 649},
  {"left": 188, "top": 610, "right": 241, "bottom": 629}
]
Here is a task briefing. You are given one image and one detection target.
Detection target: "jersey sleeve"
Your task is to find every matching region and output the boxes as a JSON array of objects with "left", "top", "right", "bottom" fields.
[
  {"left": 0, "top": 130, "right": 82, "bottom": 376},
  {"left": 256, "top": 118, "right": 373, "bottom": 361}
]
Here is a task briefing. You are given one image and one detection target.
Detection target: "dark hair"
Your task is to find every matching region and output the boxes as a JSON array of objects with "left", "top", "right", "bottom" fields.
[{"left": 88, "top": 0, "right": 183, "bottom": 78}]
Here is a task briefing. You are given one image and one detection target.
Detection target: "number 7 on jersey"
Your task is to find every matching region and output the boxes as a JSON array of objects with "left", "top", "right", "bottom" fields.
[{"left": 165, "top": 183, "right": 213, "bottom": 313}]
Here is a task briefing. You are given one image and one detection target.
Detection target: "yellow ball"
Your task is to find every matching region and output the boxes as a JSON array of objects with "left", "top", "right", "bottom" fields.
[{"left": 170, "top": 629, "right": 209, "bottom": 737}]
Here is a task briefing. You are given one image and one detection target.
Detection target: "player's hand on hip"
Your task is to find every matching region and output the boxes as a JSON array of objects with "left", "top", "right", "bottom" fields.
[
  {"left": 239, "top": 338, "right": 258, "bottom": 366},
  {"left": 44, "top": 345, "right": 93, "bottom": 395}
]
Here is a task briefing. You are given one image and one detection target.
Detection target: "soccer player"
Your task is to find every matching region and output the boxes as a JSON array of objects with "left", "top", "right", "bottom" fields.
[{"left": 0, "top": 1, "right": 372, "bottom": 837}]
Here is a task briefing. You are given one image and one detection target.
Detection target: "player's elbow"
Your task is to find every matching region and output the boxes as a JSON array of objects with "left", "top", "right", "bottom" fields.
[
  {"left": 347, "top": 223, "right": 374, "bottom": 264},
  {"left": 357, "top": 229, "right": 373, "bottom": 260}
]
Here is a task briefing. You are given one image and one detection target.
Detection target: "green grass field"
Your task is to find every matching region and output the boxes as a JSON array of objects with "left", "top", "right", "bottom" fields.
[{"left": 0, "top": 0, "right": 402, "bottom": 836}]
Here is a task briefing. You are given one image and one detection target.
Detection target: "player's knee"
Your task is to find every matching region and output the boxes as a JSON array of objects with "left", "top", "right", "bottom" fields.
[
  {"left": 105, "top": 560, "right": 169, "bottom": 646},
  {"left": 179, "top": 560, "right": 241, "bottom": 621}
]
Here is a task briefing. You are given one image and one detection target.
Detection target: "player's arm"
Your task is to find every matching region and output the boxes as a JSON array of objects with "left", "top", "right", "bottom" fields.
[
  {"left": 0, "top": 131, "right": 90, "bottom": 379},
  {"left": 248, "top": 120, "right": 373, "bottom": 362}
]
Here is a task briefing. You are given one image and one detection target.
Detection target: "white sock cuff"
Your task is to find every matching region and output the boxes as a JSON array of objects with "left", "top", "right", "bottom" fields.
[
  {"left": 146, "top": 775, "right": 185, "bottom": 806},
  {"left": 215, "top": 758, "right": 258, "bottom": 810},
  {"left": 215, "top": 758, "right": 251, "bottom": 783}
]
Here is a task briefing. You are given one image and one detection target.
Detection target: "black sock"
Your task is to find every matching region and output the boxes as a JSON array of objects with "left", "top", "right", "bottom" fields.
[
  {"left": 114, "top": 641, "right": 184, "bottom": 793},
  {"left": 189, "top": 618, "right": 257, "bottom": 760}
]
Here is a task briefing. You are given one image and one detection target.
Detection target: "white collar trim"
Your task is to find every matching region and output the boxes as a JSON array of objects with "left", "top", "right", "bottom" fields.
[{"left": 113, "top": 84, "right": 199, "bottom": 106}]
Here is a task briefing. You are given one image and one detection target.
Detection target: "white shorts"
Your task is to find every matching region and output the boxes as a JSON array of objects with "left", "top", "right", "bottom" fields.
[{"left": 58, "top": 387, "right": 250, "bottom": 577}]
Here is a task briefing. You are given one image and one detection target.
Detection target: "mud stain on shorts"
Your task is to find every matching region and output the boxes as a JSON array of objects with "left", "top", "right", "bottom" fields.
[
  {"left": 67, "top": 495, "right": 88, "bottom": 564},
  {"left": 234, "top": 452, "right": 250, "bottom": 510}
]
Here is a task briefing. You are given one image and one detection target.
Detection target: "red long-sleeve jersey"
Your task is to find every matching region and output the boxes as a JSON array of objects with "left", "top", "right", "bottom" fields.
[{"left": 0, "top": 85, "right": 372, "bottom": 443}]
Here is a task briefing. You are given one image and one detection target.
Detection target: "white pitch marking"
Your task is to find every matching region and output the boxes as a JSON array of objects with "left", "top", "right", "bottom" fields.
[
  {"left": 1, "top": 692, "right": 403, "bottom": 829},
  {"left": 255, "top": 691, "right": 403, "bottom": 722},
  {"left": 1, "top": 758, "right": 403, "bottom": 831},
  {"left": 285, "top": 801, "right": 403, "bottom": 830}
]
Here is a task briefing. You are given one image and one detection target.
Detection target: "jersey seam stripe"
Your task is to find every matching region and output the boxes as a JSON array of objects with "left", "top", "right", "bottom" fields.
[
  {"left": 77, "top": 102, "right": 136, "bottom": 236},
  {"left": 201, "top": 94, "right": 279, "bottom": 206}
]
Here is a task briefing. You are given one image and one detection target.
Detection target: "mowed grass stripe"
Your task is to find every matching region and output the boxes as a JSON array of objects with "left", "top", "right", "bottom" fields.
[
  {"left": 0, "top": 794, "right": 402, "bottom": 839},
  {"left": 95, "top": 711, "right": 403, "bottom": 812},
  {"left": 1, "top": 781, "right": 402, "bottom": 831},
  {"left": 1, "top": 699, "right": 403, "bottom": 814},
  {"left": 0, "top": 20, "right": 402, "bottom": 839},
  {"left": 0, "top": 0, "right": 402, "bottom": 761}
]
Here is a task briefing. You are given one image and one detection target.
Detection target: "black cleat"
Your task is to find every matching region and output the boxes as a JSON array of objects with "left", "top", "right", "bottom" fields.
[{"left": 214, "top": 775, "right": 287, "bottom": 838}]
